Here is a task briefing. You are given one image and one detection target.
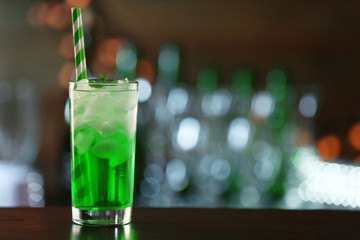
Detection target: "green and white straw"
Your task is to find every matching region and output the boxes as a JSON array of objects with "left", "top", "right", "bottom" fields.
[{"left": 71, "top": 8, "right": 87, "bottom": 81}]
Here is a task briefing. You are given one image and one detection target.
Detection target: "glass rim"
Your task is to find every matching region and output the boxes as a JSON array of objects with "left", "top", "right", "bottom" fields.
[
  {"left": 69, "top": 79, "right": 138, "bottom": 85},
  {"left": 69, "top": 79, "right": 138, "bottom": 91}
]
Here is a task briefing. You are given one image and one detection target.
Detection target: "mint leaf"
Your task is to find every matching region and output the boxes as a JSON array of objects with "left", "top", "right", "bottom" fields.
[
  {"left": 98, "top": 73, "right": 109, "bottom": 83},
  {"left": 89, "top": 79, "right": 102, "bottom": 88},
  {"left": 88, "top": 74, "right": 111, "bottom": 88}
]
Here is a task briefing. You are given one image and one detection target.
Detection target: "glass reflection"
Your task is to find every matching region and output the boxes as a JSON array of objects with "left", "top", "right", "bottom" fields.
[
  {"left": 70, "top": 223, "right": 135, "bottom": 240},
  {"left": 0, "top": 79, "right": 42, "bottom": 207},
  {"left": 64, "top": 98, "right": 70, "bottom": 124},
  {"left": 0, "top": 79, "right": 40, "bottom": 164}
]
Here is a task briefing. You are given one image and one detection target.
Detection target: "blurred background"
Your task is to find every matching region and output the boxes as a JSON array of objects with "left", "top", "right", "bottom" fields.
[{"left": 2, "top": 0, "right": 360, "bottom": 209}]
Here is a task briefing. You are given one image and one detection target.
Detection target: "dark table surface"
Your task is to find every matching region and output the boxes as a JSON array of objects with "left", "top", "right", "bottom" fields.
[{"left": 0, "top": 207, "right": 359, "bottom": 239}]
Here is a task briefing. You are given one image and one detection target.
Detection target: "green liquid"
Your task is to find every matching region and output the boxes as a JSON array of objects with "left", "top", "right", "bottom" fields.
[{"left": 70, "top": 87, "right": 137, "bottom": 210}]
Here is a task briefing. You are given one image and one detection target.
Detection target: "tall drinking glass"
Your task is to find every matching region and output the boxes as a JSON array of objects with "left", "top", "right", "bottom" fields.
[{"left": 69, "top": 79, "right": 138, "bottom": 225}]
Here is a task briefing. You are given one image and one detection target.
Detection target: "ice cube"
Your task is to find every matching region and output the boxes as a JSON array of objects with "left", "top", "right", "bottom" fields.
[
  {"left": 71, "top": 85, "right": 138, "bottom": 142},
  {"left": 109, "top": 90, "right": 138, "bottom": 112},
  {"left": 90, "top": 133, "right": 131, "bottom": 166},
  {"left": 83, "top": 93, "right": 114, "bottom": 117},
  {"left": 96, "top": 120, "right": 124, "bottom": 137},
  {"left": 75, "top": 128, "right": 98, "bottom": 155}
]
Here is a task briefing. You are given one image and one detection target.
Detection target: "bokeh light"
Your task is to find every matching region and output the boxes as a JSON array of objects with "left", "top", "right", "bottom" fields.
[
  {"left": 251, "top": 91, "right": 275, "bottom": 119},
  {"left": 167, "top": 87, "right": 189, "bottom": 115},
  {"left": 136, "top": 59, "right": 155, "bottom": 83},
  {"left": 296, "top": 149, "right": 360, "bottom": 208},
  {"left": 144, "top": 164, "right": 164, "bottom": 182},
  {"left": 136, "top": 77, "right": 152, "bottom": 103},
  {"left": 240, "top": 186, "right": 260, "bottom": 207},
  {"left": 200, "top": 155, "right": 216, "bottom": 176},
  {"left": 65, "top": 0, "right": 92, "bottom": 8},
  {"left": 252, "top": 142, "right": 281, "bottom": 181},
  {"left": 34, "top": 2, "right": 57, "bottom": 26},
  {"left": 299, "top": 93, "right": 318, "bottom": 118},
  {"left": 210, "top": 159, "right": 231, "bottom": 181},
  {"left": 201, "top": 89, "right": 232, "bottom": 117},
  {"left": 227, "top": 117, "right": 252, "bottom": 152},
  {"left": 154, "top": 97, "right": 174, "bottom": 126},
  {"left": 96, "top": 38, "right": 123, "bottom": 67},
  {"left": 158, "top": 43, "right": 180, "bottom": 79},
  {"left": 176, "top": 118, "right": 200, "bottom": 151},
  {"left": 317, "top": 135, "right": 341, "bottom": 161},
  {"left": 166, "top": 159, "right": 187, "bottom": 191},
  {"left": 116, "top": 40, "right": 137, "bottom": 80},
  {"left": 140, "top": 177, "right": 160, "bottom": 199},
  {"left": 28, "top": 2, "right": 71, "bottom": 30},
  {"left": 348, "top": 122, "right": 360, "bottom": 151},
  {"left": 46, "top": 3, "right": 71, "bottom": 30}
]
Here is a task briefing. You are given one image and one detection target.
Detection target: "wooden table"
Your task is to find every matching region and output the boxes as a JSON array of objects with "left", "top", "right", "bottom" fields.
[{"left": 0, "top": 207, "right": 359, "bottom": 239}]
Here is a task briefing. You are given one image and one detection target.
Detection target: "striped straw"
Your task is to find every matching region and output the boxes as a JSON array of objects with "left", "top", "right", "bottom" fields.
[{"left": 71, "top": 8, "right": 87, "bottom": 81}]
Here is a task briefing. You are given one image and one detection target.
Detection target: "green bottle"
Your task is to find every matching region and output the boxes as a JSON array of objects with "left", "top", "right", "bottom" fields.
[
  {"left": 263, "top": 67, "right": 292, "bottom": 201},
  {"left": 227, "top": 67, "right": 256, "bottom": 207}
]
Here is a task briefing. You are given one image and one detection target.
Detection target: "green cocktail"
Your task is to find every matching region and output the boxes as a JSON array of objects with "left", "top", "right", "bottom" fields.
[{"left": 69, "top": 79, "right": 138, "bottom": 226}]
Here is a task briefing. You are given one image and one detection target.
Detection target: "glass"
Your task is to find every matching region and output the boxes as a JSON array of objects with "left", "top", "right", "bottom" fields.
[{"left": 69, "top": 79, "right": 138, "bottom": 225}]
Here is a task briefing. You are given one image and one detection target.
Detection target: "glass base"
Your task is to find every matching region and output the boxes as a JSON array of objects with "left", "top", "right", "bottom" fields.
[{"left": 72, "top": 206, "right": 132, "bottom": 226}]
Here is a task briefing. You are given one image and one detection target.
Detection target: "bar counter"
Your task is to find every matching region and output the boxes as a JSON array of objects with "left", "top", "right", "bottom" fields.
[{"left": 0, "top": 207, "right": 359, "bottom": 239}]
